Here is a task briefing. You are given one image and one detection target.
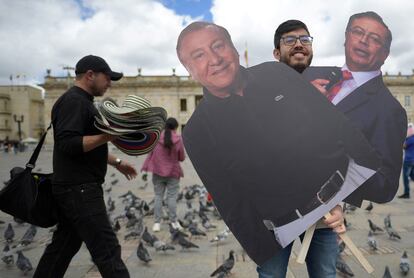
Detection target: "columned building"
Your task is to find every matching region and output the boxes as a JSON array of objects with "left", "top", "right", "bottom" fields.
[
  {"left": 0, "top": 85, "right": 44, "bottom": 142},
  {"left": 37, "top": 71, "right": 414, "bottom": 144}
]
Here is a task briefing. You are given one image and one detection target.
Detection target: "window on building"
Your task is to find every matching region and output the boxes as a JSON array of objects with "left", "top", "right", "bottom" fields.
[
  {"left": 180, "top": 99, "right": 187, "bottom": 112},
  {"left": 405, "top": 96, "right": 411, "bottom": 107},
  {"left": 195, "top": 95, "right": 203, "bottom": 106},
  {"left": 5, "top": 120, "right": 8, "bottom": 128},
  {"left": 4, "top": 100, "right": 7, "bottom": 110}
]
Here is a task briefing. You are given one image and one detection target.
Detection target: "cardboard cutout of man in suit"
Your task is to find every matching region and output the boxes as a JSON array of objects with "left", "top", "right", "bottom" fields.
[
  {"left": 303, "top": 11, "right": 407, "bottom": 207},
  {"left": 177, "top": 21, "right": 380, "bottom": 266}
]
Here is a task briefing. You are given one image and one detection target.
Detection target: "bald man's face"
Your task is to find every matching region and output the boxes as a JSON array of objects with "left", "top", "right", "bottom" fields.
[{"left": 179, "top": 26, "right": 240, "bottom": 96}]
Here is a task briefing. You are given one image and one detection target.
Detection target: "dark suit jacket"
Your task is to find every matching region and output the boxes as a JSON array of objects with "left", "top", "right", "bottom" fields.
[
  {"left": 302, "top": 66, "right": 407, "bottom": 206},
  {"left": 183, "top": 62, "right": 380, "bottom": 265}
]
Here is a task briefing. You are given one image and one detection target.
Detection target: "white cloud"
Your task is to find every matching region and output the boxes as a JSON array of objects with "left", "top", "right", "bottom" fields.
[
  {"left": 0, "top": 0, "right": 413, "bottom": 85},
  {"left": 0, "top": 0, "right": 193, "bottom": 84},
  {"left": 211, "top": 0, "right": 414, "bottom": 74}
]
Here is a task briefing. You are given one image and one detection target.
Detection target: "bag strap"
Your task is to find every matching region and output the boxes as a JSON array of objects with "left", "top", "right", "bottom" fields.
[{"left": 26, "top": 123, "right": 52, "bottom": 170}]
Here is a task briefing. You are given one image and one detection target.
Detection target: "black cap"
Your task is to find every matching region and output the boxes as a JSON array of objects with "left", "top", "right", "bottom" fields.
[{"left": 75, "top": 55, "right": 123, "bottom": 81}]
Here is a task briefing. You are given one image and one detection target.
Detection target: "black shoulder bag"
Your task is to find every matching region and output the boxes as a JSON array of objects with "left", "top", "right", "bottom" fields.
[{"left": 0, "top": 124, "right": 57, "bottom": 227}]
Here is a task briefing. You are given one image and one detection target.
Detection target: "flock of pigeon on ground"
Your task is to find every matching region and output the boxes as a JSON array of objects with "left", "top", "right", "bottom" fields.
[
  {"left": 335, "top": 202, "right": 410, "bottom": 277},
  {"left": 0, "top": 172, "right": 412, "bottom": 277},
  {"left": 0, "top": 172, "right": 235, "bottom": 277}
]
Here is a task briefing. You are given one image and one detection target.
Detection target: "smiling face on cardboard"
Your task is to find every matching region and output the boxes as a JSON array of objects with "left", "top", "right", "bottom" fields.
[
  {"left": 179, "top": 25, "right": 241, "bottom": 97},
  {"left": 273, "top": 28, "right": 313, "bottom": 73},
  {"left": 345, "top": 17, "right": 389, "bottom": 71}
]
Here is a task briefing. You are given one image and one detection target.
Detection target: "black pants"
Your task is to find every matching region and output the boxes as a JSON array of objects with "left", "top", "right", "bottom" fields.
[{"left": 34, "top": 183, "right": 129, "bottom": 278}]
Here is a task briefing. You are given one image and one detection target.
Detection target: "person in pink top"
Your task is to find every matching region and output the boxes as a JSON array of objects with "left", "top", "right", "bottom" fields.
[{"left": 141, "top": 117, "right": 185, "bottom": 232}]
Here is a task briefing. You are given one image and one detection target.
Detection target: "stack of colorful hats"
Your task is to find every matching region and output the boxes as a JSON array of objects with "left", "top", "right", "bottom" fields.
[{"left": 94, "top": 95, "right": 167, "bottom": 156}]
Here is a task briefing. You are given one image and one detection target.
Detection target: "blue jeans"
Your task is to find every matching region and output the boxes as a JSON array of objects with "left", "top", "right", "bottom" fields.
[
  {"left": 152, "top": 174, "right": 180, "bottom": 223},
  {"left": 402, "top": 160, "right": 414, "bottom": 195},
  {"left": 257, "top": 228, "right": 338, "bottom": 278}
]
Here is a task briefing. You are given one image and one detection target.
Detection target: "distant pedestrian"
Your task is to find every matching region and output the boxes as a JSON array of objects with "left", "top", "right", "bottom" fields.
[
  {"left": 141, "top": 117, "right": 185, "bottom": 232},
  {"left": 399, "top": 130, "right": 414, "bottom": 198},
  {"left": 3, "top": 136, "right": 9, "bottom": 153}
]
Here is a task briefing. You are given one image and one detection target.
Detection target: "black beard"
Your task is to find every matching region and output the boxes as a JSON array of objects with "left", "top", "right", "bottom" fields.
[{"left": 292, "top": 64, "right": 307, "bottom": 73}]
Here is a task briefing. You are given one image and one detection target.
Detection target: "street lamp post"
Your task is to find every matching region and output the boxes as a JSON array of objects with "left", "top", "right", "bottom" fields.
[{"left": 13, "top": 114, "right": 24, "bottom": 142}]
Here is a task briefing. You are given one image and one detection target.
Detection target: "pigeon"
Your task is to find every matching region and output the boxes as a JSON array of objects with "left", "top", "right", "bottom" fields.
[
  {"left": 400, "top": 251, "right": 410, "bottom": 276},
  {"left": 4, "top": 223, "right": 15, "bottom": 243},
  {"left": 104, "top": 186, "right": 112, "bottom": 193},
  {"left": 338, "top": 241, "right": 346, "bottom": 254},
  {"left": 202, "top": 218, "right": 217, "bottom": 230},
  {"left": 365, "top": 202, "right": 373, "bottom": 212},
  {"left": 210, "top": 250, "right": 235, "bottom": 277},
  {"left": 210, "top": 228, "right": 231, "bottom": 243},
  {"left": 20, "top": 225, "right": 37, "bottom": 246},
  {"left": 188, "top": 222, "right": 207, "bottom": 237},
  {"left": 385, "top": 226, "right": 401, "bottom": 240},
  {"left": 172, "top": 231, "right": 199, "bottom": 249},
  {"left": 343, "top": 203, "right": 357, "bottom": 213},
  {"left": 198, "top": 208, "right": 210, "bottom": 222},
  {"left": 384, "top": 214, "right": 392, "bottom": 228},
  {"left": 343, "top": 217, "right": 351, "bottom": 229},
  {"left": 126, "top": 216, "right": 139, "bottom": 229},
  {"left": 383, "top": 266, "right": 392, "bottom": 278},
  {"left": 16, "top": 251, "right": 33, "bottom": 275},
  {"left": 107, "top": 197, "right": 115, "bottom": 210},
  {"left": 137, "top": 241, "right": 151, "bottom": 263},
  {"left": 153, "top": 240, "right": 175, "bottom": 252},
  {"left": 120, "top": 190, "right": 136, "bottom": 198},
  {"left": 199, "top": 200, "right": 213, "bottom": 213},
  {"left": 368, "top": 219, "right": 384, "bottom": 233},
  {"left": 113, "top": 220, "right": 121, "bottom": 232},
  {"left": 367, "top": 231, "right": 377, "bottom": 251},
  {"left": 336, "top": 254, "right": 354, "bottom": 276},
  {"left": 169, "top": 224, "right": 189, "bottom": 239},
  {"left": 141, "top": 173, "right": 148, "bottom": 181},
  {"left": 124, "top": 231, "right": 141, "bottom": 240},
  {"left": 2, "top": 244, "right": 14, "bottom": 265},
  {"left": 134, "top": 217, "right": 144, "bottom": 236},
  {"left": 142, "top": 227, "right": 157, "bottom": 246}
]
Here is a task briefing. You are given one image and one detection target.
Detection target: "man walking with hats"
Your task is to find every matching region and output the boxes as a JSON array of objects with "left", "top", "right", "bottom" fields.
[{"left": 34, "top": 55, "right": 137, "bottom": 278}]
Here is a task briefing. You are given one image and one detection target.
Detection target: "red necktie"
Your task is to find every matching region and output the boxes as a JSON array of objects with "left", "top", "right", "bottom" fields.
[{"left": 326, "top": 70, "right": 353, "bottom": 102}]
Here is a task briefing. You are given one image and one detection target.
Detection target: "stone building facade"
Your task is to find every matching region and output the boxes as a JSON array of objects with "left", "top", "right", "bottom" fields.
[
  {"left": 8, "top": 71, "right": 412, "bottom": 144},
  {"left": 0, "top": 85, "right": 44, "bottom": 142}
]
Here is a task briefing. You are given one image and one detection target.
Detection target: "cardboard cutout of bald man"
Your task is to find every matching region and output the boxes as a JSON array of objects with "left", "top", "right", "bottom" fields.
[{"left": 177, "top": 22, "right": 380, "bottom": 266}]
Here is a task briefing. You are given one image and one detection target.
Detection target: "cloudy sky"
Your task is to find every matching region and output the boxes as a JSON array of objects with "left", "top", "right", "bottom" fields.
[{"left": 1, "top": 0, "right": 413, "bottom": 85}]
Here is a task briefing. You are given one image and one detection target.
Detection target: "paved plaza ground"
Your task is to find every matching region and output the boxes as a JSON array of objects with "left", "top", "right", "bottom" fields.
[{"left": 0, "top": 147, "right": 413, "bottom": 277}]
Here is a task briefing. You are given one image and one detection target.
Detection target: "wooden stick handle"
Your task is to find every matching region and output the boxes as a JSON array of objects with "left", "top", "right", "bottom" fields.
[
  {"left": 296, "top": 212, "right": 374, "bottom": 274},
  {"left": 325, "top": 212, "right": 374, "bottom": 274},
  {"left": 296, "top": 223, "right": 316, "bottom": 264}
]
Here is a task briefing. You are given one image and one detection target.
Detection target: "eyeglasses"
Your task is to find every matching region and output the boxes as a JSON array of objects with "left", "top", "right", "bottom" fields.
[
  {"left": 347, "top": 27, "right": 384, "bottom": 47},
  {"left": 280, "top": 35, "right": 313, "bottom": 46}
]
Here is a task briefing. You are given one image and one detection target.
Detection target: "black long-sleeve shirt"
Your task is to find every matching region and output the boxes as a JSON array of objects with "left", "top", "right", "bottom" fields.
[{"left": 51, "top": 86, "right": 108, "bottom": 185}]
